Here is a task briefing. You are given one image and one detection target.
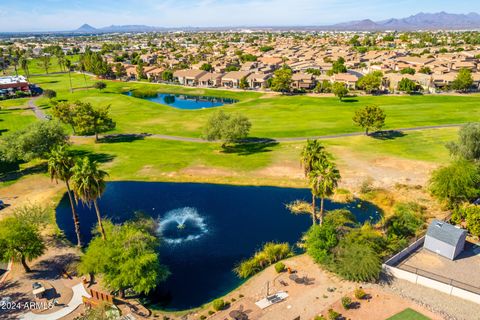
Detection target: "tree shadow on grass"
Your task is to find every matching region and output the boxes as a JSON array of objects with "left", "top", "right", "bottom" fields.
[
  {"left": 70, "top": 150, "right": 116, "bottom": 164},
  {"left": 98, "top": 133, "right": 149, "bottom": 144},
  {"left": 0, "top": 162, "right": 47, "bottom": 184},
  {"left": 341, "top": 98, "right": 359, "bottom": 103},
  {"left": 370, "top": 130, "right": 406, "bottom": 140},
  {"left": 221, "top": 138, "right": 279, "bottom": 156}
]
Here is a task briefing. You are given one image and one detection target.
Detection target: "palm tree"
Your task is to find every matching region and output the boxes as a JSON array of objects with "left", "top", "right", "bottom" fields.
[
  {"left": 301, "top": 139, "right": 328, "bottom": 220},
  {"left": 71, "top": 157, "right": 108, "bottom": 240},
  {"left": 19, "top": 55, "right": 30, "bottom": 79},
  {"left": 308, "top": 159, "right": 341, "bottom": 225},
  {"left": 65, "top": 59, "right": 73, "bottom": 93},
  {"left": 48, "top": 146, "right": 82, "bottom": 247}
]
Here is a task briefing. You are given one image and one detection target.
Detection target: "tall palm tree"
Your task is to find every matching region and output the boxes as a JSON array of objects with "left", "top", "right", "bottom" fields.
[
  {"left": 19, "top": 55, "right": 30, "bottom": 80},
  {"left": 308, "top": 159, "right": 341, "bottom": 225},
  {"left": 48, "top": 146, "right": 82, "bottom": 247},
  {"left": 71, "top": 157, "right": 108, "bottom": 240},
  {"left": 65, "top": 59, "right": 73, "bottom": 93},
  {"left": 301, "top": 139, "right": 328, "bottom": 220}
]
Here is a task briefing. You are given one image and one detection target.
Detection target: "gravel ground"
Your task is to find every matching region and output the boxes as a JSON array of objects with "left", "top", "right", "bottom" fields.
[{"left": 376, "top": 277, "right": 480, "bottom": 320}]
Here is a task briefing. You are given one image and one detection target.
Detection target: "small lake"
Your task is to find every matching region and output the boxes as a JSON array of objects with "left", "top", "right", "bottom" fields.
[
  {"left": 125, "top": 92, "right": 238, "bottom": 109},
  {"left": 55, "top": 182, "right": 380, "bottom": 310}
]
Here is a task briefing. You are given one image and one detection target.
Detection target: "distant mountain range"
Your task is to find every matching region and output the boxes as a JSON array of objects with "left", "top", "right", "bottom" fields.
[
  {"left": 325, "top": 12, "right": 480, "bottom": 31},
  {"left": 3, "top": 11, "right": 478, "bottom": 36}
]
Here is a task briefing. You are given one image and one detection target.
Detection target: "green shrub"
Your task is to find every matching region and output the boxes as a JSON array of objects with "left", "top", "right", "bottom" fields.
[
  {"left": 328, "top": 309, "right": 341, "bottom": 320},
  {"left": 341, "top": 296, "right": 352, "bottom": 310},
  {"left": 314, "top": 316, "right": 327, "bottom": 320},
  {"left": 354, "top": 287, "right": 367, "bottom": 299},
  {"left": 304, "top": 223, "right": 338, "bottom": 266},
  {"left": 234, "top": 242, "right": 293, "bottom": 278},
  {"left": 385, "top": 202, "right": 426, "bottom": 239},
  {"left": 200, "top": 316, "right": 207, "bottom": 320},
  {"left": 212, "top": 298, "right": 226, "bottom": 311},
  {"left": 131, "top": 88, "right": 158, "bottom": 98},
  {"left": 208, "top": 310, "right": 214, "bottom": 315},
  {"left": 274, "top": 262, "right": 286, "bottom": 273},
  {"left": 335, "top": 240, "right": 381, "bottom": 282},
  {"left": 463, "top": 205, "right": 480, "bottom": 236}
]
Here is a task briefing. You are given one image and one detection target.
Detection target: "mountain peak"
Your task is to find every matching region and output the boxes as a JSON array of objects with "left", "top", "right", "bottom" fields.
[{"left": 76, "top": 24, "right": 97, "bottom": 32}]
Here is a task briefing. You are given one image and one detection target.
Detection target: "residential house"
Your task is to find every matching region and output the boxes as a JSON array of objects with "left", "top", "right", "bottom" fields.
[
  {"left": 173, "top": 69, "right": 208, "bottom": 86},
  {"left": 291, "top": 73, "right": 316, "bottom": 90},
  {"left": 221, "top": 71, "right": 251, "bottom": 88}
]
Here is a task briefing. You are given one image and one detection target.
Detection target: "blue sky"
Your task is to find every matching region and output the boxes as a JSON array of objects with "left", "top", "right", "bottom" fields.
[{"left": 0, "top": 0, "right": 479, "bottom": 32}]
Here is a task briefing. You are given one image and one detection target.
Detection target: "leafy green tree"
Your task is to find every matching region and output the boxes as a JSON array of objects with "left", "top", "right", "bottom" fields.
[
  {"left": 331, "top": 57, "right": 347, "bottom": 74},
  {"left": 352, "top": 105, "right": 386, "bottom": 135},
  {"left": 385, "top": 202, "right": 426, "bottom": 239},
  {"left": 400, "top": 67, "right": 416, "bottom": 75},
  {"left": 200, "top": 63, "right": 213, "bottom": 72},
  {"left": 1, "top": 120, "right": 68, "bottom": 162},
  {"left": 48, "top": 145, "right": 82, "bottom": 247},
  {"left": 203, "top": 110, "right": 251, "bottom": 147},
  {"left": 94, "top": 81, "right": 107, "bottom": 91},
  {"left": 78, "top": 218, "right": 169, "bottom": 297},
  {"left": 114, "top": 63, "right": 127, "bottom": 79},
  {"left": 357, "top": 71, "right": 383, "bottom": 93},
  {"left": 136, "top": 61, "right": 146, "bottom": 80},
  {"left": 335, "top": 240, "right": 381, "bottom": 282},
  {"left": 162, "top": 70, "right": 173, "bottom": 81},
  {"left": 71, "top": 157, "right": 108, "bottom": 240},
  {"left": 51, "top": 101, "right": 78, "bottom": 133},
  {"left": 429, "top": 160, "right": 480, "bottom": 206},
  {"left": 19, "top": 56, "right": 30, "bottom": 79},
  {"left": 0, "top": 216, "right": 45, "bottom": 272},
  {"left": 270, "top": 66, "right": 292, "bottom": 94},
  {"left": 43, "top": 89, "right": 57, "bottom": 100},
  {"left": 451, "top": 68, "right": 474, "bottom": 92},
  {"left": 72, "top": 101, "right": 116, "bottom": 141},
  {"left": 315, "top": 80, "right": 332, "bottom": 93},
  {"left": 332, "top": 82, "right": 349, "bottom": 101},
  {"left": 239, "top": 76, "right": 249, "bottom": 90},
  {"left": 419, "top": 66, "right": 432, "bottom": 74},
  {"left": 447, "top": 123, "right": 480, "bottom": 161},
  {"left": 397, "top": 78, "right": 418, "bottom": 93},
  {"left": 304, "top": 223, "right": 338, "bottom": 266}
]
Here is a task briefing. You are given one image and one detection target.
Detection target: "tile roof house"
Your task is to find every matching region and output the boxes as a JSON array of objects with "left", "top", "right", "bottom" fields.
[
  {"left": 198, "top": 72, "right": 223, "bottom": 87},
  {"left": 246, "top": 73, "right": 272, "bottom": 89},
  {"left": 291, "top": 73, "right": 316, "bottom": 90},
  {"left": 221, "top": 71, "right": 252, "bottom": 88},
  {"left": 173, "top": 69, "right": 208, "bottom": 86},
  {"left": 331, "top": 73, "right": 359, "bottom": 89},
  {"left": 424, "top": 220, "right": 467, "bottom": 260}
]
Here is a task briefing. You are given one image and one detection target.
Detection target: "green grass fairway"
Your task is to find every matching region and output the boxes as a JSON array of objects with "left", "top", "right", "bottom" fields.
[
  {"left": 387, "top": 308, "right": 431, "bottom": 320},
  {"left": 68, "top": 128, "right": 455, "bottom": 186},
  {"left": 29, "top": 73, "right": 480, "bottom": 139},
  {"left": 6, "top": 55, "right": 80, "bottom": 76},
  {"left": 0, "top": 98, "right": 30, "bottom": 108},
  {"left": 0, "top": 108, "right": 37, "bottom": 135}
]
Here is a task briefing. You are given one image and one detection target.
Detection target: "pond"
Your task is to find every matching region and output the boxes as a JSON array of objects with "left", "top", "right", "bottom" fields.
[
  {"left": 124, "top": 92, "right": 238, "bottom": 109},
  {"left": 55, "top": 182, "right": 380, "bottom": 310}
]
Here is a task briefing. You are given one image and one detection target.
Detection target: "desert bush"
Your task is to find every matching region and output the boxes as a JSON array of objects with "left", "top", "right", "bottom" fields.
[
  {"left": 234, "top": 242, "right": 293, "bottom": 278},
  {"left": 314, "top": 316, "right": 327, "bottom": 320},
  {"left": 328, "top": 309, "right": 341, "bottom": 320},
  {"left": 385, "top": 202, "right": 426, "bottom": 239},
  {"left": 212, "top": 298, "right": 226, "bottom": 311},
  {"left": 341, "top": 296, "right": 352, "bottom": 309},
  {"left": 335, "top": 240, "right": 381, "bottom": 282},
  {"left": 274, "top": 262, "right": 286, "bottom": 273},
  {"left": 354, "top": 287, "right": 367, "bottom": 299}
]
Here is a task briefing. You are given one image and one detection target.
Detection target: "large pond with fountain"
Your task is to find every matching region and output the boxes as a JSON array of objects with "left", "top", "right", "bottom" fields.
[
  {"left": 124, "top": 92, "right": 238, "bottom": 109},
  {"left": 56, "top": 182, "right": 380, "bottom": 310}
]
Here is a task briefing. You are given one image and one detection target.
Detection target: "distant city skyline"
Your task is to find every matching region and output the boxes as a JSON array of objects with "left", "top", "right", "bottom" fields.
[{"left": 0, "top": 0, "right": 479, "bottom": 32}]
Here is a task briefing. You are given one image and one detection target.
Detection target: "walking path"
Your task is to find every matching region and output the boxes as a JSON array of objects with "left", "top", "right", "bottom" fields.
[
  {"left": 20, "top": 283, "right": 91, "bottom": 320},
  {"left": 28, "top": 97, "right": 462, "bottom": 143},
  {"left": 28, "top": 97, "right": 48, "bottom": 120}
]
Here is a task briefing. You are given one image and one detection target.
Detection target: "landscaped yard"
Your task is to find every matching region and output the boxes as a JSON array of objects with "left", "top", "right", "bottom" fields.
[{"left": 387, "top": 308, "right": 431, "bottom": 320}]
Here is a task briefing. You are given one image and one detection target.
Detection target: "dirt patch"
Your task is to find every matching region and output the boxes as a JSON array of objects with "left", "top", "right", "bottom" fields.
[
  {"left": 323, "top": 288, "right": 441, "bottom": 320},
  {"left": 0, "top": 175, "right": 64, "bottom": 218},
  {"left": 330, "top": 146, "right": 438, "bottom": 190},
  {"left": 180, "top": 164, "right": 238, "bottom": 178}
]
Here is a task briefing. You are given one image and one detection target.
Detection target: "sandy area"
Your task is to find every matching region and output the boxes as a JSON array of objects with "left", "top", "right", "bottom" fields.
[{"left": 0, "top": 174, "right": 64, "bottom": 218}]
